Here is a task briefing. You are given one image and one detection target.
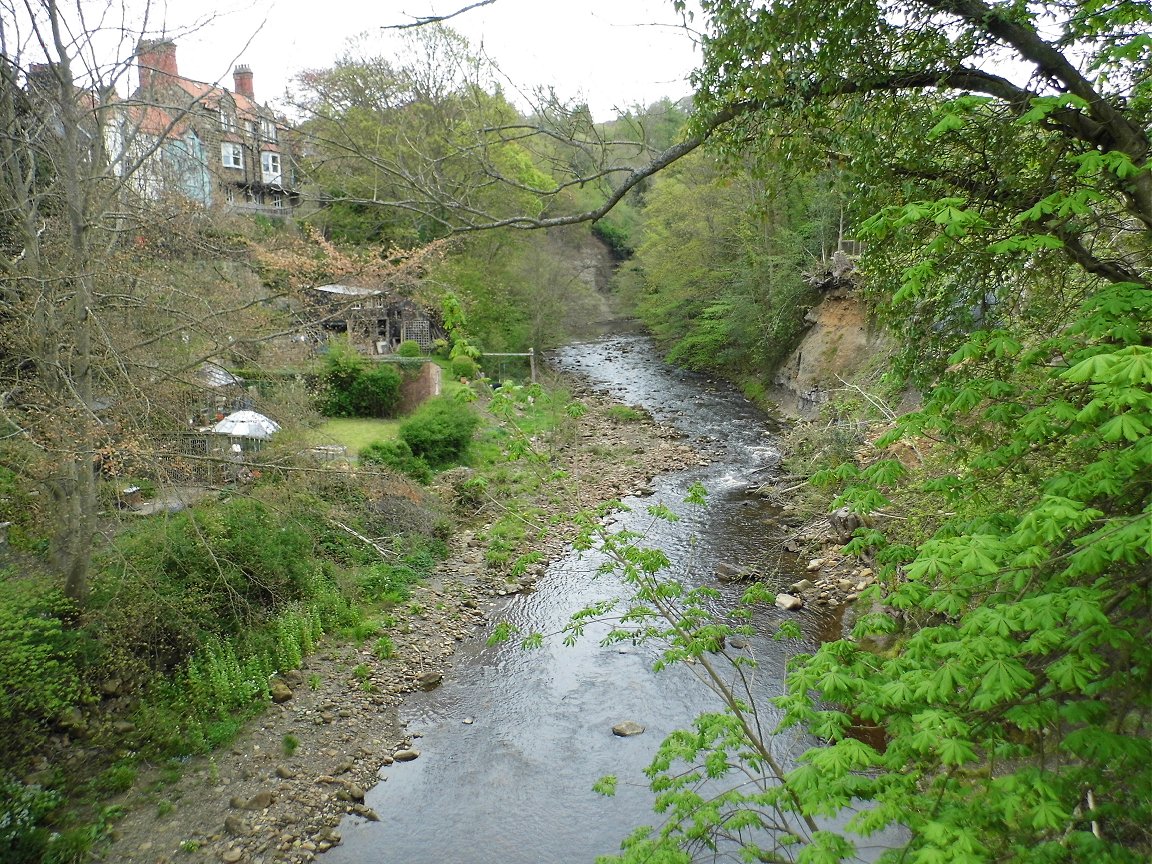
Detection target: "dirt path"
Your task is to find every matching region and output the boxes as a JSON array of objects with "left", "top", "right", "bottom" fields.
[{"left": 98, "top": 389, "right": 703, "bottom": 864}]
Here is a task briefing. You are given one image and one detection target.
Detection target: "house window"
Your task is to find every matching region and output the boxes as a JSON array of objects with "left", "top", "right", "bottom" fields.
[
  {"left": 221, "top": 142, "right": 243, "bottom": 169},
  {"left": 261, "top": 151, "right": 282, "bottom": 184},
  {"left": 219, "top": 111, "right": 236, "bottom": 132},
  {"left": 248, "top": 120, "right": 259, "bottom": 136},
  {"left": 260, "top": 119, "right": 278, "bottom": 142},
  {"left": 271, "top": 194, "right": 283, "bottom": 209},
  {"left": 225, "top": 187, "right": 236, "bottom": 204}
]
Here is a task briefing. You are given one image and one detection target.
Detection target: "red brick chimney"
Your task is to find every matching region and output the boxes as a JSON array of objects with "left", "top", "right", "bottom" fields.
[
  {"left": 233, "top": 64, "right": 254, "bottom": 100},
  {"left": 137, "top": 39, "right": 178, "bottom": 92}
]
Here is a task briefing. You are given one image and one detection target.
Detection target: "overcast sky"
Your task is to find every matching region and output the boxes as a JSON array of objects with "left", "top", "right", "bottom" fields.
[{"left": 155, "top": 0, "right": 702, "bottom": 119}]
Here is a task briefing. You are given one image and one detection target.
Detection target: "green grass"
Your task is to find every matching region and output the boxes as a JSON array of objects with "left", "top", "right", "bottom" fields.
[{"left": 313, "top": 418, "right": 400, "bottom": 453}]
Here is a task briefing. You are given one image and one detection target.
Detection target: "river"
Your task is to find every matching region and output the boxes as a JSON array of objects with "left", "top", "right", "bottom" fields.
[{"left": 325, "top": 333, "right": 879, "bottom": 863}]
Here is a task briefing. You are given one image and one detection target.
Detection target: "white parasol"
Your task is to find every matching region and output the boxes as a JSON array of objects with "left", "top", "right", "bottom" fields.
[{"left": 212, "top": 410, "right": 281, "bottom": 440}]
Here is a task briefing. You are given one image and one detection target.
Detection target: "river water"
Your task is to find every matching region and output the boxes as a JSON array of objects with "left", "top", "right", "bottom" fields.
[{"left": 326, "top": 334, "right": 879, "bottom": 864}]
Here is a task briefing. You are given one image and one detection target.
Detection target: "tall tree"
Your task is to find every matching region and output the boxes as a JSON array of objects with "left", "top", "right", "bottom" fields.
[
  {"left": 553, "top": 2, "right": 1151, "bottom": 863},
  {"left": 294, "top": 26, "right": 551, "bottom": 244},
  {"left": 1, "top": 3, "right": 350, "bottom": 603}
]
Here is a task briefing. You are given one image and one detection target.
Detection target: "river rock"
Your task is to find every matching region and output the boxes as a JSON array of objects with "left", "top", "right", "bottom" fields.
[
  {"left": 714, "top": 562, "right": 741, "bottom": 580},
  {"left": 416, "top": 671, "right": 442, "bottom": 690},
  {"left": 240, "top": 790, "right": 274, "bottom": 810},
  {"left": 223, "top": 815, "right": 250, "bottom": 836},
  {"left": 728, "top": 637, "right": 749, "bottom": 650},
  {"left": 805, "top": 558, "right": 824, "bottom": 572},
  {"left": 775, "top": 593, "right": 803, "bottom": 611},
  {"left": 789, "top": 578, "right": 814, "bottom": 593},
  {"left": 351, "top": 804, "right": 380, "bottom": 821},
  {"left": 269, "top": 681, "right": 293, "bottom": 703},
  {"left": 612, "top": 721, "right": 645, "bottom": 737},
  {"left": 392, "top": 748, "right": 421, "bottom": 762},
  {"left": 221, "top": 848, "right": 244, "bottom": 863},
  {"left": 829, "top": 506, "right": 865, "bottom": 542}
]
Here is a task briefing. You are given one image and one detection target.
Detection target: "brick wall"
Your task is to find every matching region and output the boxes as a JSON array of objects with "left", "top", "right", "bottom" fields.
[{"left": 397, "top": 362, "right": 442, "bottom": 414}]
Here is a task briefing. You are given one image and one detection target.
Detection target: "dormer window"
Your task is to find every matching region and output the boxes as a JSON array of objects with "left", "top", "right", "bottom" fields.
[
  {"left": 219, "top": 111, "right": 237, "bottom": 132},
  {"left": 221, "top": 142, "right": 243, "bottom": 169},
  {"left": 260, "top": 119, "right": 278, "bottom": 142}
]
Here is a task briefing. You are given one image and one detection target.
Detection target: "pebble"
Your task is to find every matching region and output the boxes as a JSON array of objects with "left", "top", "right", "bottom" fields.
[{"left": 392, "top": 749, "right": 421, "bottom": 762}]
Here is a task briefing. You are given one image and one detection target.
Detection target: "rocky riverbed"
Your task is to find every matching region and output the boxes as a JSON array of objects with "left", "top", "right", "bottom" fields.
[
  {"left": 98, "top": 388, "right": 704, "bottom": 864},
  {"left": 99, "top": 378, "right": 874, "bottom": 864}
]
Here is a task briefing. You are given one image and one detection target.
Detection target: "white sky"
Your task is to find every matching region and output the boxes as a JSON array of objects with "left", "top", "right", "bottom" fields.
[{"left": 157, "top": 0, "right": 702, "bottom": 119}]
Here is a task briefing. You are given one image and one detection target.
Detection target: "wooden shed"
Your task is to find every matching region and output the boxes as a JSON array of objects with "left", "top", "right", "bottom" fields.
[{"left": 308, "top": 284, "right": 443, "bottom": 355}]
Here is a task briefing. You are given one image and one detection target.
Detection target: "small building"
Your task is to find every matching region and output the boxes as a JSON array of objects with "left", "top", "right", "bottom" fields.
[{"left": 308, "top": 284, "right": 445, "bottom": 355}]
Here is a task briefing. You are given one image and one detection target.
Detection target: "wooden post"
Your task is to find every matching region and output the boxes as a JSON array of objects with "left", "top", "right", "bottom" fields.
[{"left": 529, "top": 347, "right": 536, "bottom": 383}]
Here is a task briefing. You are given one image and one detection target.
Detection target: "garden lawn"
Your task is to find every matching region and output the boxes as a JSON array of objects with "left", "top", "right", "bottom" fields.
[{"left": 313, "top": 418, "right": 399, "bottom": 454}]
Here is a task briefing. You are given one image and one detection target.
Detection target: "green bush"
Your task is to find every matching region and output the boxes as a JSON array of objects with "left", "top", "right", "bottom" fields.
[
  {"left": 359, "top": 561, "right": 419, "bottom": 605},
  {"left": 0, "top": 572, "right": 82, "bottom": 756},
  {"left": 395, "top": 340, "right": 423, "bottom": 358},
  {"left": 90, "top": 497, "right": 318, "bottom": 673},
  {"left": 359, "top": 439, "right": 433, "bottom": 483},
  {"left": 398, "top": 397, "right": 480, "bottom": 467},
  {"left": 450, "top": 355, "right": 478, "bottom": 379},
  {"left": 0, "top": 774, "right": 62, "bottom": 864},
  {"left": 345, "top": 364, "right": 403, "bottom": 417},
  {"left": 317, "top": 340, "right": 402, "bottom": 418}
]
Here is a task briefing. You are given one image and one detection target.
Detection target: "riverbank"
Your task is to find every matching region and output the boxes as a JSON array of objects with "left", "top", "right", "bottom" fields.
[{"left": 99, "top": 387, "right": 703, "bottom": 864}]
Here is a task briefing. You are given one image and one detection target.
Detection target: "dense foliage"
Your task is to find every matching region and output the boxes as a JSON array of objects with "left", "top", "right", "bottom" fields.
[
  {"left": 576, "top": 1, "right": 1152, "bottom": 862},
  {"left": 621, "top": 151, "right": 839, "bottom": 387},
  {"left": 316, "top": 340, "right": 404, "bottom": 418}
]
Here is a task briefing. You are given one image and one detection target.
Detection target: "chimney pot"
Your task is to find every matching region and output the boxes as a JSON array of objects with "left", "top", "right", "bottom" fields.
[{"left": 233, "top": 64, "right": 254, "bottom": 100}]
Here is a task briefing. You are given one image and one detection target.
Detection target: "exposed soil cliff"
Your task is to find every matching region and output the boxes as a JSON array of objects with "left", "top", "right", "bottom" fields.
[{"left": 771, "top": 292, "right": 889, "bottom": 417}]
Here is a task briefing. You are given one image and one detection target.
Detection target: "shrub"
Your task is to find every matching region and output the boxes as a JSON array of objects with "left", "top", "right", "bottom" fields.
[
  {"left": 373, "top": 636, "right": 395, "bottom": 659},
  {"left": 0, "top": 572, "right": 82, "bottom": 756},
  {"left": 395, "top": 340, "right": 423, "bottom": 358},
  {"left": 450, "top": 355, "right": 478, "bottom": 379},
  {"left": 0, "top": 775, "right": 61, "bottom": 863},
  {"left": 90, "top": 497, "right": 318, "bottom": 673},
  {"left": 398, "top": 397, "right": 480, "bottom": 467},
  {"left": 345, "top": 364, "right": 402, "bottom": 417},
  {"left": 359, "top": 439, "right": 433, "bottom": 483},
  {"left": 358, "top": 562, "right": 419, "bottom": 605},
  {"left": 316, "top": 340, "right": 402, "bottom": 418}
]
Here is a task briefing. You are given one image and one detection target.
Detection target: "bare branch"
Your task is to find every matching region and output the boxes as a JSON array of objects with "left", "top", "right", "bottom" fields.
[{"left": 382, "top": 0, "right": 498, "bottom": 31}]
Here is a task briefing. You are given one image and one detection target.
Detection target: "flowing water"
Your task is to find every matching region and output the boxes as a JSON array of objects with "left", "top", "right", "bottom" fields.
[{"left": 326, "top": 334, "right": 889, "bottom": 863}]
